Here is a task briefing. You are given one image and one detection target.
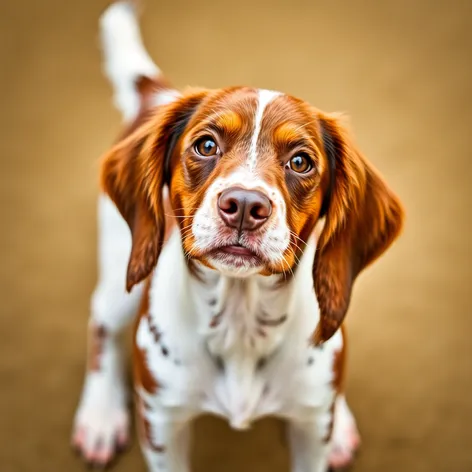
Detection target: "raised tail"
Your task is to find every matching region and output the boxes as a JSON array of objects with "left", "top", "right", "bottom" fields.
[{"left": 99, "top": 1, "right": 162, "bottom": 121}]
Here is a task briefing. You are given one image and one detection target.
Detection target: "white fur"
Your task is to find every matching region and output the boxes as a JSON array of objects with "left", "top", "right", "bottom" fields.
[
  {"left": 248, "top": 89, "right": 282, "bottom": 171},
  {"left": 192, "top": 168, "right": 291, "bottom": 275},
  {"left": 100, "top": 2, "right": 161, "bottom": 121},
  {"left": 73, "top": 196, "right": 144, "bottom": 461},
  {"left": 151, "top": 89, "right": 182, "bottom": 107},
  {"left": 134, "top": 226, "right": 345, "bottom": 472}
]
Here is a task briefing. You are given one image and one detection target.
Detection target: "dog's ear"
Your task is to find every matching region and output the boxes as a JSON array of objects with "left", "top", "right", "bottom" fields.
[
  {"left": 101, "top": 90, "right": 208, "bottom": 291},
  {"left": 312, "top": 114, "right": 404, "bottom": 344}
]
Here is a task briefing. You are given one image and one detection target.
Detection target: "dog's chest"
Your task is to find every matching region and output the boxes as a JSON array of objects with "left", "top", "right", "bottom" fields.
[
  {"left": 136, "top": 232, "right": 341, "bottom": 427},
  {"left": 192, "top": 275, "right": 296, "bottom": 428}
]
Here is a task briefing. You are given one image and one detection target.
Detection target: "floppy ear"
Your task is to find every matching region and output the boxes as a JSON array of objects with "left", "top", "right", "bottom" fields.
[
  {"left": 100, "top": 90, "right": 207, "bottom": 291},
  {"left": 312, "top": 114, "right": 404, "bottom": 344}
]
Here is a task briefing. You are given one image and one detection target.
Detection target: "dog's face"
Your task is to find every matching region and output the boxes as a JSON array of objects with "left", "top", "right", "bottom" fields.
[
  {"left": 171, "top": 88, "right": 330, "bottom": 277},
  {"left": 102, "top": 86, "right": 403, "bottom": 343}
]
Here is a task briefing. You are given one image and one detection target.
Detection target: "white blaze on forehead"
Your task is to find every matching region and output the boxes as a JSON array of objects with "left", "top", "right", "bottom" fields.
[{"left": 248, "top": 89, "right": 282, "bottom": 171}]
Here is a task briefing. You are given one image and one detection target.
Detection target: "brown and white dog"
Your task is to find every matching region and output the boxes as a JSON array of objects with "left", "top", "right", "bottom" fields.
[{"left": 72, "top": 2, "right": 404, "bottom": 471}]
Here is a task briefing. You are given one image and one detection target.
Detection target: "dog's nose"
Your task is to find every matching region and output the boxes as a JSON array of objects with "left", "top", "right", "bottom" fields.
[{"left": 218, "top": 187, "right": 272, "bottom": 231}]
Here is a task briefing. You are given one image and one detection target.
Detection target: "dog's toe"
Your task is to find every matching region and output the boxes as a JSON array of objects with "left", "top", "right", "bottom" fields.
[
  {"left": 72, "top": 407, "right": 129, "bottom": 467},
  {"left": 329, "top": 445, "right": 354, "bottom": 469}
]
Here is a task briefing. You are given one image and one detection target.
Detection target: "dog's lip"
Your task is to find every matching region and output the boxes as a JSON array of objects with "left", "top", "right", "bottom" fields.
[
  {"left": 218, "top": 245, "right": 256, "bottom": 257},
  {"left": 210, "top": 244, "right": 264, "bottom": 261}
]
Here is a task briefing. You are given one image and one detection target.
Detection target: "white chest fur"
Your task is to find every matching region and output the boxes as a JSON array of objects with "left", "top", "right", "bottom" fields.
[{"left": 136, "top": 229, "right": 342, "bottom": 429}]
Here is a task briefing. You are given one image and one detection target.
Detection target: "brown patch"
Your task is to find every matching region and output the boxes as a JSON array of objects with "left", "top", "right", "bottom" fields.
[
  {"left": 209, "top": 311, "right": 223, "bottom": 328},
  {"left": 87, "top": 323, "right": 107, "bottom": 372},
  {"left": 324, "top": 401, "right": 337, "bottom": 444},
  {"left": 134, "top": 343, "right": 159, "bottom": 395},
  {"left": 133, "top": 283, "right": 160, "bottom": 395}
]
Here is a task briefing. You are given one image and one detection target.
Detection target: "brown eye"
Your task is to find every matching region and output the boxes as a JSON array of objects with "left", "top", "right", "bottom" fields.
[
  {"left": 288, "top": 154, "right": 312, "bottom": 173},
  {"left": 195, "top": 137, "right": 219, "bottom": 157}
]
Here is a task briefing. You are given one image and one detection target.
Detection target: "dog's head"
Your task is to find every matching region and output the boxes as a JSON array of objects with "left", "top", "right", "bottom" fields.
[{"left": 101, "top": 86, "right": 404, "bottom": 343}]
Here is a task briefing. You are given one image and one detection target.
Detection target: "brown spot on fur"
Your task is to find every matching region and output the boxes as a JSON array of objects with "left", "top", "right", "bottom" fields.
[
  {"left": 324, "top": 401, "right": 336, "bottom": 444},
  {"left": 257, "top": 327, "right": 267, "bottom": 337},
  {"left": 256, "top": 357, "right": 267, "bottom": 370},
  {"left": 145, "top": 312, "right": 162, "bottom": 344},
  {"left": 88, "top": 324, "right": 107, "bottom": 371},
  {"left": 209, "top": 311, "right": 223, "bottom": 328}
]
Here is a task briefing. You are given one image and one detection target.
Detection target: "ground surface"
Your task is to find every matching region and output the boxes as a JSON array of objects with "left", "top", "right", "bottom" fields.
[{"left": 1, "top": 0, "right": 471, "bottom": 470}]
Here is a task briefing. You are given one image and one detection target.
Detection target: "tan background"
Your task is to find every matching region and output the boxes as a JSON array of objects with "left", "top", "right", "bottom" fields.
[{"left": 1, "top": 0, "right": 471, "bottom": 471}]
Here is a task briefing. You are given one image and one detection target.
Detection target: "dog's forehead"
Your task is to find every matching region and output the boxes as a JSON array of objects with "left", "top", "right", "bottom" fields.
[{"left": 193, "top": 87, "right": 315, "bottom": 138}]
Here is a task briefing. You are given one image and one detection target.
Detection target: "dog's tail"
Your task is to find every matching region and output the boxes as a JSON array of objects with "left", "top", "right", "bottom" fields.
[{"left": 99, "top": 1, "right": 168, "bottom": 121}]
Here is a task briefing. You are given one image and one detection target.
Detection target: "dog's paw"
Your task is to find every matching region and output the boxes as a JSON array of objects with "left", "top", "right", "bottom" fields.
[
  {"left": 72, "top": 376, "right": 129, "bottom": 467},
  {"left": 328, "top": 396, "right": 361, "bottom": 470}
]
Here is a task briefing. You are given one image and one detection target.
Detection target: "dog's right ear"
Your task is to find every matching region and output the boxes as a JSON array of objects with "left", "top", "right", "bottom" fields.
[{"left": 100, "top": 89, "right": 208, "bottom": 291}]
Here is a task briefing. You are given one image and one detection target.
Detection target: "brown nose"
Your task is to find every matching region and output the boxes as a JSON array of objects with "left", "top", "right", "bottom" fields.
[{"left": 218, "top": 187, "right": 272, "bottom": 231}]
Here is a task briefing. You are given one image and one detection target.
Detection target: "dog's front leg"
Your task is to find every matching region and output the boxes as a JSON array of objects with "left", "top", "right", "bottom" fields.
[
  {"left": 288, "top": 413, "right": 332, "bottom": 472},
  {"left": 136, "top": 397, "right": 193, "bottom": 472}
]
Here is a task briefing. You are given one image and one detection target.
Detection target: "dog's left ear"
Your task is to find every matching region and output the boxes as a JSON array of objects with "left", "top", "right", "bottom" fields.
[{"left": 312, "top": 113, "right": 405, "bottom": 344}]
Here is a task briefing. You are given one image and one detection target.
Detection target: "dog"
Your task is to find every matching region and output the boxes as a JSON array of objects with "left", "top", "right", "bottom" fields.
[{"left": 72, "top": 2, "right": 404, "bottom": 471}]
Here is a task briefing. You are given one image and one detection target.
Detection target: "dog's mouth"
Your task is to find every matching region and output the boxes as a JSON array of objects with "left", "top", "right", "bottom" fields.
[{"left": 209, "top": 244, "right": 264, "bottom": 268}]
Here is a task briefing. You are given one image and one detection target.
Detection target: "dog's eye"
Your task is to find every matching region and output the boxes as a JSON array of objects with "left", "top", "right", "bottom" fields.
[
  {"left": 288, "top": 154, "right": 312, "bottom": 174},
  {"left": 195, "top": 137, "right": 220, "bottom": 157}
]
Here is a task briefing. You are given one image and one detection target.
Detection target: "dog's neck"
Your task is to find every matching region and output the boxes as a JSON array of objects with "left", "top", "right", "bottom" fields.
[{"left": 190, "top": 267, "right": 293, "bottom": 352}]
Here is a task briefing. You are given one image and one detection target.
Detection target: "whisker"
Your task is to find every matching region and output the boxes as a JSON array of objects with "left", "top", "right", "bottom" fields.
[
  {"left": 286, "top": 247, "right": 301, "bottom": 266},
  {"left": 288, "top": 230, "right": 307, "bottom": 246},
  {"left": 276, "top": 253, "right": 293, "bottom": 279},
  {"left": 288, "top": 239, "right": 303, "bottom": 253},
  {"left": 165, "top": 214, "right": 194, "bottom": 219}
]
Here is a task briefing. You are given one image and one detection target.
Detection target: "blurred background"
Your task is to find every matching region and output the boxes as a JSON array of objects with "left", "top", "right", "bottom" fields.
[{"left": 1, "top": 0, "right": 471, "bottom": 470}]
